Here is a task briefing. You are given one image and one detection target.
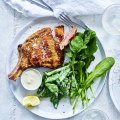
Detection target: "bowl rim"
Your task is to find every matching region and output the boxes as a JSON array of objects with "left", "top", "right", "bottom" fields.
[{"left": 102, "top": 4, "right": 120, "bottom": 35}]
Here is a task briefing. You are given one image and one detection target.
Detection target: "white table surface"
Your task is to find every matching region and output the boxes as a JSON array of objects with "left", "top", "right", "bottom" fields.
[{"left": 1, "top": 0, "right": 120, "bottom": 120}]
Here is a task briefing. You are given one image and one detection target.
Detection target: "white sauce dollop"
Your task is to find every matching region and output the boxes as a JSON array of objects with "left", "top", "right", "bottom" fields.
[{"left": 21, "top": 69, "right": 42, "bottom": 90}]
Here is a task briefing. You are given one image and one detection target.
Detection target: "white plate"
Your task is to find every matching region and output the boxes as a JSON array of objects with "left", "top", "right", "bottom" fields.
[
  {"left": 6, "top": 16, "right": 106, "bottom": 119},
  {"left": 109, "top": 54, "right": 120, "bottom": 112}
]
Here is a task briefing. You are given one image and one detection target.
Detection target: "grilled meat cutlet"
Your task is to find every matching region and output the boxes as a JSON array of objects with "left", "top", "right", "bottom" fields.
[
  {"left": 8, "top": 26, "right": 77, "bottom": 81},
  {"left": 8, "top": 27, "right": 64, "bottom": 81}
]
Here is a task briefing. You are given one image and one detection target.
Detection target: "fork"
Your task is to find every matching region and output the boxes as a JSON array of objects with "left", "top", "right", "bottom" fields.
[
  {"left": 28, "top": 0, "right": 89, "bottom": 30},
  {"left": 58, "top": 12, "right": 88, "bottom": 30}
]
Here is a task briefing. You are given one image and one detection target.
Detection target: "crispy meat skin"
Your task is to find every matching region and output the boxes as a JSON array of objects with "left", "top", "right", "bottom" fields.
[
  {"left": 8, "top": 26, "right": 64, "bottom": 81},
  {"left": 8, "top": 26, "right": 77, "bottom": 81}
]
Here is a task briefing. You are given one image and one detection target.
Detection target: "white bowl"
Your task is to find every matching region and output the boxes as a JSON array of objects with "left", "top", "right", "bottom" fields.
[{"left": 21, "top": 68, "right": 42, "bottom": 91}]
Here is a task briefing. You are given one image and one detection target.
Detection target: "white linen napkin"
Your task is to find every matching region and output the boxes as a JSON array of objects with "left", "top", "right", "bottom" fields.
[{"left": 4, "top": 0, "right": 113, "bottom": 17}]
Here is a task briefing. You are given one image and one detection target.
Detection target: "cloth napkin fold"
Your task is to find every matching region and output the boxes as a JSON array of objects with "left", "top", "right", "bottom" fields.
[{"left": 4, "top": 0, "right": 113, "bottom": 17}]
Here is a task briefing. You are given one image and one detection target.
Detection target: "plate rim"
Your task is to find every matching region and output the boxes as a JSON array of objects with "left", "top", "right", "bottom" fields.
[{"left": 6, "top": 16, "right": 107, "bottom": 119}]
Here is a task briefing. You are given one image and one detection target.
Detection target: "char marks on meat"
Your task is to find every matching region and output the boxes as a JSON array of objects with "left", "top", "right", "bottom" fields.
[{"left": 8, "top": 26, "right": 77, "bottom": 81}]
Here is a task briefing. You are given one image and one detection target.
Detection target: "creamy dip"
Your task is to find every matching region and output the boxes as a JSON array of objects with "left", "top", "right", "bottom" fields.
[{"left": 21, "top": 69, "right": 42, "bottom": 90}]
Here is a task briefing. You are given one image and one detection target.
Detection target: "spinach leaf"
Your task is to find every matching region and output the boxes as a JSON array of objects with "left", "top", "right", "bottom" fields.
[
  {"left": 76, "top": 32, "right": 84, "bottom": 38},
  {"left": 70, "top": 36, "right": 87, "bottom": 53},
  {"left": 66, "top": 52, "right": 73, "bottom": 57},
  {"left": 83, "top": 30, "right": 96, "bottom": 45},
  {"left": 84, "top": 55, "right": 95, "bottom": 68},
  {"left": 81, "top": 37, "right": 98, "bottom": 59}
]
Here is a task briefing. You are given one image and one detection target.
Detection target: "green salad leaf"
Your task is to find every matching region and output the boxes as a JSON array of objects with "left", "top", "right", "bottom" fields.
[
  {"left": 46, "top": 83, "right": 58, "bottom": 96},
  {"left": 84, "top": 55, "right": 95, "bottom": 69},
  {"left": 36, "top": 29, "right": 115, "bottom": 113},
  {"left": 66, "top": 52, "right": 73, "bottom": 57},
  {"left": 50, "top": 95, "right": 59, "bottom": 109},
  {"left": 86, "top": 57, "right": 115, "bottom": 86},
  {"left": 76, "top": 32, "right": 84, "bottom": 38},
  {"left": 81, "top": 37, "right": 98, "bottom": 59},
  {"left": 83, "top": 30, "right": 96, "bottom": 45},
  {"left": 73, "top": 57, "right": 115, "bottom": 113},
  {"left": 59, "top": 78, "right": 71, "bottom": 97},
  {"left": 45, "top": 74, "right": 59, "bottom": 83},
  {"left": 38, "top": 87, "right": 52, "bottom": 98},
  {"left": 70, "top": 36, "right": 87, "bottom": 53}
]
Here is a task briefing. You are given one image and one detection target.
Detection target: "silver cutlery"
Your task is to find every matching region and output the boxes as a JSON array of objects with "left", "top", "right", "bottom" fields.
[{"left": 27, "top": 0, "right": 89, "bottom": 30}]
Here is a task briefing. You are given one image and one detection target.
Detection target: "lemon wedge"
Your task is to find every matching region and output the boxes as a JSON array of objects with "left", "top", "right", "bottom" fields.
[{"left": 22, "top": 95, "right": 40, "bottom": 107}]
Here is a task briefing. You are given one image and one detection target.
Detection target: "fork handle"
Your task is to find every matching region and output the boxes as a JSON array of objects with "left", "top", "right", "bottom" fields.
[{"left": 69, "top": 16, "right": 89, "bottom": 30}]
